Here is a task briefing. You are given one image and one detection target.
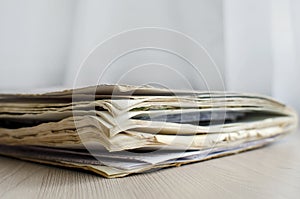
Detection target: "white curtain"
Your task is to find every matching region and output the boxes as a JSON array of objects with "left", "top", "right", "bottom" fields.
[
  {"left": 64, "top": 0, "right": 225, "bottom": 91},
  {"left": 0, "top": 0, "right": 299, "bottom": 113},
  {"left": 224, "top": 0, "right": 300, "bottom": 113},
  {"left": 0, "top": 0, "right": 74, "bottom": 89}
]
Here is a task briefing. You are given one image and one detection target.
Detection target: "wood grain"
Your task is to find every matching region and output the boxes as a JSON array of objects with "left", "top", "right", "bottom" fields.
[{"left": 0, "top": 130, "right": 300, "bottom": 199}]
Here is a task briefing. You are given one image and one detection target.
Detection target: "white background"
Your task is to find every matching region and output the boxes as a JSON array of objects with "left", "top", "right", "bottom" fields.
[{"left": 0, "top": 0, "right": 299, "bottom": 113}]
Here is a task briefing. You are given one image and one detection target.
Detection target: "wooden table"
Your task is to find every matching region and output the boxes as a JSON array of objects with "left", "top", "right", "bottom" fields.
[{"left": 0, "top": 130, "right": 299, "bottom": 199}]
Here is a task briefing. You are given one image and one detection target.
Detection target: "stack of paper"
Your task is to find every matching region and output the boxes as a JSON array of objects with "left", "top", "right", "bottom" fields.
[{"left": 0, "top": 85, "right": 297, "bottom": 178}]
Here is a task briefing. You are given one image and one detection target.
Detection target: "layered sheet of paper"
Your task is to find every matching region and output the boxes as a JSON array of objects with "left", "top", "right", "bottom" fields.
[{"left": 0, "top": 85, "right": 297, "bottom": 178}]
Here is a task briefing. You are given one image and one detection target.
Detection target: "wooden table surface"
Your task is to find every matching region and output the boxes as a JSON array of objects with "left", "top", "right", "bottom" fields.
[{"left": 0, "top": 130, "right": 299, "bottom": 199}]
